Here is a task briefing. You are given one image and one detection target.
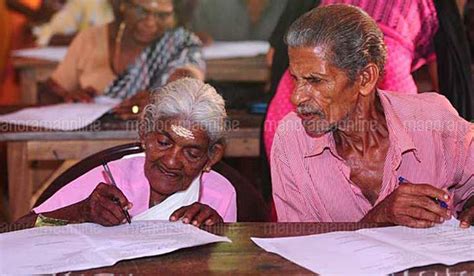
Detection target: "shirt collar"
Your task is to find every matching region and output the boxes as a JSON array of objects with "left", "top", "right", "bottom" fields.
[
  {"left": 377, "top": 90, "right": 421, "bottom": 163},
  {"left": 304, "top": 131, "right": 345, "bottom": 160}
]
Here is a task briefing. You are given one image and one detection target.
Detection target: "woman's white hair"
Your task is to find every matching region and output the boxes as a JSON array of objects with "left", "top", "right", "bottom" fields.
[{"left": 140, "top": 78, "right": 227, "bottom": 145}]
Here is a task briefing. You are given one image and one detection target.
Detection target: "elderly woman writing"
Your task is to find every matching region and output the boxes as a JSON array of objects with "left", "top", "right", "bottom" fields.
[
  {"left": 43, "top": 0, "right": 204, "bottom": 115},
  {"left": 17, "top": 78, "right": 236, "bottom": 227}
]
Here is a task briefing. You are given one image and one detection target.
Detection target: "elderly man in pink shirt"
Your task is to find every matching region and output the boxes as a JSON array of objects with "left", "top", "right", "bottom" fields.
[{"left": 271, "top": 5, "right": 474, "bottom": 228}]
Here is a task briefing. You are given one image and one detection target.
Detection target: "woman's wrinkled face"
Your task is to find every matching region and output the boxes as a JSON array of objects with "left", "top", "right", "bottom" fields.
[
  {"left": 143, "top": 118, "right": 212, "bottom": 198},
  {"left": 123, "top": 0, "right": 175, "bottom": 44},
  {"left": 288, "top": 46, "right": 360, "bottom": 137}
]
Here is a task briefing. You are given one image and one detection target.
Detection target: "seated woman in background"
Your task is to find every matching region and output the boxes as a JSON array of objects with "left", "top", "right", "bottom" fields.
[
  {"left": 44, "top": 0, "right": 205, "bottom": 115},
  {"left": 17, "top": 78, "right": 236, "bottom": 227}
]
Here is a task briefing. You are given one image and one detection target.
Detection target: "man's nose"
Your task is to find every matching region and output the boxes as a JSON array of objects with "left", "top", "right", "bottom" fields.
[{"left": 291, "top": 81, "right": 311, "bottom": 106}]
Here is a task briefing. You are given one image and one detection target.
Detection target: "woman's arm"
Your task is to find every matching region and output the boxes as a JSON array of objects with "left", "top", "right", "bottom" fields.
[
  {"left": 41, "top": 78, "right": 96, "bottom": 103},
  {"left": 15, "top": 200, "right": 87, "bottom": 228},
  {"left": 15, "top": 183, "right": 132, "bottom": 228}
]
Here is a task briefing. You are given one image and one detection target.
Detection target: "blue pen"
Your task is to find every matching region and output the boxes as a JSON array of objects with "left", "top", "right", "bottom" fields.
[{"left": 398, "top": 176, "right": 448, "bottom": 209}]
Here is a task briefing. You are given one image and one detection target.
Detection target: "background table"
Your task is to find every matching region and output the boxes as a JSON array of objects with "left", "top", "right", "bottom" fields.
[
  {"left": 2, "top": 222, "right": 471, "bottom": 274},
  {"left": 12, "top": 55, "right": 270, "bottom": 105},
  {"left": 1, "top": 109, "right": 262, "bottom": 221}
]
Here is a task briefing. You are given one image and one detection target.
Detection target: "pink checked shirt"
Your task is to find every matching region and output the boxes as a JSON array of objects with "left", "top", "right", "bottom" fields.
[
  {"left": 271, "top": 90, "right": 474, "bottom": 222},
  {"left": 34, "top": 156, "right": 237, "bottom": 222}
]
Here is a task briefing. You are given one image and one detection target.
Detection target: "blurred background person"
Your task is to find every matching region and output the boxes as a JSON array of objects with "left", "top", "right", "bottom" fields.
[
  {"left": 33, "top": 0, "right": 115, "bottom": 46},
  {"left": 1, "top": 0, "right": 63, "bottom": 105},
  {"left": 187, "top": 0, "right": 287, "bottom": 44},
  {"left": 0, "top": 0, "right": 10, "bottom": 83},
  {"left": 41, "top": 0, "right": 205, "bottom": 119}
]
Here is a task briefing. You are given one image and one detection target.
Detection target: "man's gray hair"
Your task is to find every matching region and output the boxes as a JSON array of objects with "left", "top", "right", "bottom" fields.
[
  {"left": 140, "top": 78, "right": 227, "bottom": 145},
  {"left": 285, "top": 4, "right": 387, "bottom": 81}
]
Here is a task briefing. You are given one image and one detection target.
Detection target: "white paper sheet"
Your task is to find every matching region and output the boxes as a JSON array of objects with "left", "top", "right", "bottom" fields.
[
  {"left": 203, "top": 41, "right": 270, "bottom": 60},
  {"left": 252, "top": 219, "right": 474, "bottom": 275},
  {"left": 0, "top": 220, "right": 231, "bottom": 274},
  {"left": 0, "top": 97, "right": 120, "bottom": 131},
  {"left": 13, "top": 47, "right": 68, "bottom": 62}
]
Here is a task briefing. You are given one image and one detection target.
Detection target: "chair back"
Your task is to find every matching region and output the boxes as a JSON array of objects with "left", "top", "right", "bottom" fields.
[{"left": 34, "top": 143, "right": 269, "bottom": 222}]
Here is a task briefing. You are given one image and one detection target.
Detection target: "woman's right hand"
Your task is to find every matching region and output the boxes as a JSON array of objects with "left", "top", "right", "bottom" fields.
[
  {"left": 44, "top": 79, "right": 96, "bottom": 103},
  {"left": 80, "top": 183, "right": 132, "bottom": 226},
  {"left": 59, "top": 87, "right": 96, "bottom": 103}
]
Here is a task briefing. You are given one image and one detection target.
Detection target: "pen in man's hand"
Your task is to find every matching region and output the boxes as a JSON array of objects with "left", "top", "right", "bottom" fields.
[
  {"left": 398, "top": 176, "right": 449, "bottom": 209},
  {"left": 102, "top": 161, "right": 132, "bottom": 224}
]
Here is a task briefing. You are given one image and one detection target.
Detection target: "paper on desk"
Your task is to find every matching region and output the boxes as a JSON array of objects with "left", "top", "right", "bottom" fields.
[
  {"left": 14, "top": 42, "right": 270, "bottom": 62},
  {"left": 0, "top": 97, "right": 120, "bottom": 131},
  {"left": 13, "top": 47, "right": 68, "bottom": 62},
  {"left": 252, "top": 219, "right": 474, "bottom": 275},
  {"left": 0, "top": 220, "right": 231, "bottom": 274},
  {"left": 203, "top": 41, "right": 270, "bottom": 60}
]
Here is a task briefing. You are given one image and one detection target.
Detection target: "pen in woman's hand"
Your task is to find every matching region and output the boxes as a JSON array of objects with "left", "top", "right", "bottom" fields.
[{"left": 102, "top": 161, "right": 132, "bottom": 224}]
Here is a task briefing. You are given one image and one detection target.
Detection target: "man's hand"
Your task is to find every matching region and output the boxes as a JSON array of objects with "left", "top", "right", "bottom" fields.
[
  {"left": 80, "top": 183, "right": 133, "bottom": 226},
  {"left": 361, "top": 183, "right": 451, "bottom": 228},
  {"left": 458, "top": 196, "right": 474, "bottom": 228},
  {"left": 170, "top": 202, "right": 223, "bottom": 227}
]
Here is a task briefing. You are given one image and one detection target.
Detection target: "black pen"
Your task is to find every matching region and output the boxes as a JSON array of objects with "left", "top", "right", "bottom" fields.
[{"left": 102, "top": 161, "right": 132, "bottom": 224}]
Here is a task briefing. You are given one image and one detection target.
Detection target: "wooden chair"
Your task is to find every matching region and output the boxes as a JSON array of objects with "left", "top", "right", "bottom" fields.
[{"left": 33, "top": 143, "right": 269, "bottom": 222}]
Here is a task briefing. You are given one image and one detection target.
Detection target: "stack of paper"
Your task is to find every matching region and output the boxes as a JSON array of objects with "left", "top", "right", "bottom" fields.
[
  {"left": 252, "top": 219, "right": 473, "bottom": 275},
  {"left": 0, "top": 97, "right": 120, "bottom": 131},
  {"left": 203, "top": 41, "right": 270, "bottom": 60},
  {"left": 13, "top": 41, "right": 270, "bottom": 62},
  {"left": 0, "top": 221, "right": 231, "bottom": 274}
]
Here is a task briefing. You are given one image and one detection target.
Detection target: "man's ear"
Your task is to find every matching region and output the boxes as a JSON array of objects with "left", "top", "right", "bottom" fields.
[
  {"left": 358, "top": 63, "right": 380, "bottom": 96},
  {"left": 203, "top": 143, "right": 225, "bottom": 172}
]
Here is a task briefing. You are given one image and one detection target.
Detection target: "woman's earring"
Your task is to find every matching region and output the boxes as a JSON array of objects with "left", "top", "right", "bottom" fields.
[{"left": 203, "top": 167, "right": 211, "bottom": 173}]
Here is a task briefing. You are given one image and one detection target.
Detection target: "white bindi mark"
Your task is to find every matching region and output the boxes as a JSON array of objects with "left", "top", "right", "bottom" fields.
[{"left": 171, "top": 124, "right": 195, "bottom": 140}]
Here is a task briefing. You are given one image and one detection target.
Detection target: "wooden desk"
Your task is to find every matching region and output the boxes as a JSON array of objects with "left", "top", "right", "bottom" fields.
[
  {"left": 12, "top": 58, "right": 56, "bottom": 105},
  {"left": 1, "top": 222, "right": 472, "bottom": 274},
  {"left": 1, "top": 110, "right": 262, "bottom": 221},
  {"left": 12, "top": 56, "right": 270, "bottom": 105}
]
